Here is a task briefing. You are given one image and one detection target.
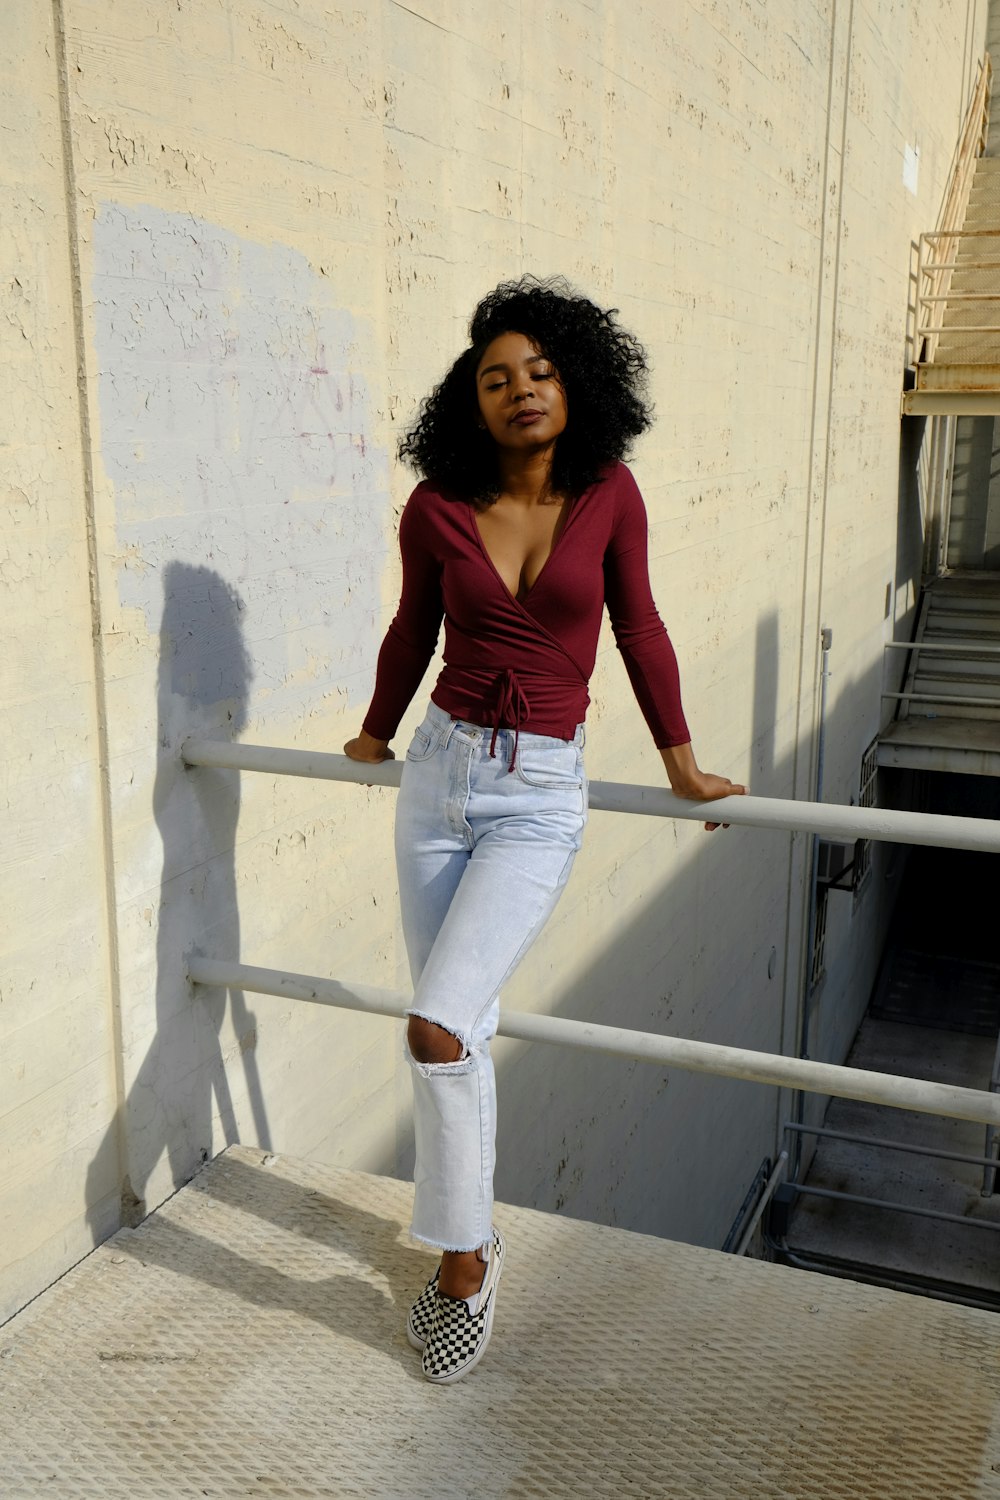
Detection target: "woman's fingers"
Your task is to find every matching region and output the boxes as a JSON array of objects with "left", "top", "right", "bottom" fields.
[
  {"left": 343, "top": 738, "right": 395, "bottom": 763},
  {"left": 343, "top": 739, "right": 395, "bottom": 788},
  {"left": 702, "top": 778, "right": 748, "bottom": 832},
  {"left": 668, "top": 769, "right": 748, "bottom": 830}
]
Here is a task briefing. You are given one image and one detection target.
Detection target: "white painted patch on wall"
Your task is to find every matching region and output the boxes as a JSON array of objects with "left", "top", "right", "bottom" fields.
[
  {"left": 903, "top": 142, "right": 920, "bottom": 196},
  {"left": 92, "top": 202, "right": 391, "bottom": 724}
]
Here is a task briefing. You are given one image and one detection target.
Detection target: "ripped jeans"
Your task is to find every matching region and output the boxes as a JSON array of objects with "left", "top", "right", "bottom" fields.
[{"left": 395, "top": 700, "right": 588, "bottom": 1251}]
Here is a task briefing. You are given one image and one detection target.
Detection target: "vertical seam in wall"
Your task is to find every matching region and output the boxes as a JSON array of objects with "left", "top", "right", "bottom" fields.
[
  {"left": 518, "top": 0, "right": 524, "bottom": 269},
  {"left": 963, "top": 0, "right": 974, "bottom": 133},
  {"left": 810, "top": 0, "right": 855, "bottom": 732},
  {"left": 776, "top": 0, "right": 852, "bottom": 1142},
  {"left": 50, "top": 0, "right": 131, "bottom": 1207}
]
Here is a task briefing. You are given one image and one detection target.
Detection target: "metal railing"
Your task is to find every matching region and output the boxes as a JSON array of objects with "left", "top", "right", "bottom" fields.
[
  {"left": 781, "top": 1121, "right": 1000, "bottom": 1210},
  {"left": 881, "top": 637, "right": 1000, "bottom": 715},
  {"left": 186, "top": 957, "right": 1000, "bottom": 1129},
  {"left": 986, "top": 1033, "right": 1000, "bottom": 1196},
  {"left": 181, "top": 738, "right": 1000, "bottom": 853},
  {"left": 882, "top": 690, "right": 1000, "bottom": 709},
  {"left": 883, "top": 640, "right": 1000, "bottom": 657},
  {"left": 913, "top": 54, "right": 993, "bottom": 368},
  {"left": 183, "top": 736, "right": 1000, "bottom": 1129},
  {"left": 915, "top": 229, "right": 1000, "bottom": 365},
  {"left": 765, "top": 1122, "right": 1000, "bottom": 1312}
]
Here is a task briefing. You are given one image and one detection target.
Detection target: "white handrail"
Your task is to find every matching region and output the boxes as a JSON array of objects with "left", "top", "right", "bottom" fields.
[
  {"left": 180, "top": 738, "right": 1000, "bottom": 853},
  {"left": 186, "top": 958, "right": 1000, "bottom": 1128}
]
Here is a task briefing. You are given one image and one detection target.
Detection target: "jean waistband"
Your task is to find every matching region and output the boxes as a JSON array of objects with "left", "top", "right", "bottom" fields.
[{"left": 424, "top": 697, "right": 585, "bottom": 752}]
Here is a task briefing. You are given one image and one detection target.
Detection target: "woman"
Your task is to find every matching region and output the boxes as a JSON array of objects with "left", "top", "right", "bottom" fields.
[{"left": 345, "top": 277, "right": 745, "bottom": 1383}]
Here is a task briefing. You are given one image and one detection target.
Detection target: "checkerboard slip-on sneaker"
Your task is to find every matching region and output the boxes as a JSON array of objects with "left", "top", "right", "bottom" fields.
[
  {"left": 406, "top": 1265, "right": 441, "bottom": 1351},
  {"left": 421, "top": 1228, "right": 505, "bottom": 1385}
]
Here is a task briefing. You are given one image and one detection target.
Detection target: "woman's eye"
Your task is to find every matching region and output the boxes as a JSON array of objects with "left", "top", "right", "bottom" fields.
[{"left": 486, "top": 380, "right": 506, "bottom": 391}]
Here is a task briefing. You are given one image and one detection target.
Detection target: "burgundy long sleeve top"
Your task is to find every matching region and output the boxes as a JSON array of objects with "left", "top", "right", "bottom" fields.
[{"left": 362, "top": 461, "right": 690, "bottom": 756}]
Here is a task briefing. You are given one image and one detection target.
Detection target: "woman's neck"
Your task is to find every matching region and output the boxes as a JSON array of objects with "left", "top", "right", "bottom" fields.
[{"left": 495, "top": 447, "right": 559, "bottom": 505}]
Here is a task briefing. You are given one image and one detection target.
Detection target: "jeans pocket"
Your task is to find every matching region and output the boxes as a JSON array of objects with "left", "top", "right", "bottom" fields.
[
  {"left": 514, "top": 743, "right": 584, "bottom": 790},
  {"left": 405, "top": 724, "right": 439, "bottom": 762}
]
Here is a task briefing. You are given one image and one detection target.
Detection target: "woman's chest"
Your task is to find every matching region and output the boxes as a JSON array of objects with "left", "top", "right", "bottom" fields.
[
  {"left": 438, "top": 497, "right": 609, "bottom": 634},
  {"left": 472, "top": 498, "right": 571, "bottom": 602}
]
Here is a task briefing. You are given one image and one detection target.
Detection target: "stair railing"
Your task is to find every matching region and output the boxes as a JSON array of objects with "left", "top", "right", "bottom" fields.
[{"left": 914, "top": 54, "right": 993, "bottom": 368}]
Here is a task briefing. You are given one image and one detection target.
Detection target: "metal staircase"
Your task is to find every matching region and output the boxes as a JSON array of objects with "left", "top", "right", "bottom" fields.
[
  {"left": 888, "top": 52, "right": 1000, "bottom": 775},
  {"left": 935, "top": 157, "right": 1000, "bottom": 372},
  {"left": 878, "top": 574, "right": 1000, "bottom": 775}
]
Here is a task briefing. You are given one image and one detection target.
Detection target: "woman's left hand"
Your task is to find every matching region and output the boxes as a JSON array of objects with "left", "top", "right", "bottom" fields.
[{"left": 659, "top": 744, "right": 748, "bottom": 831}]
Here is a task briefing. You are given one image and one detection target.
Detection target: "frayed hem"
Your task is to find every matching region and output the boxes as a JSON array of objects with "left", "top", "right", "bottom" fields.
[
  {"left": 409, "top": 1227, "right": 491, "bottom": 1254},
  {"left": 407, "top": 1052, "right": 476, "bottom": 1078}
]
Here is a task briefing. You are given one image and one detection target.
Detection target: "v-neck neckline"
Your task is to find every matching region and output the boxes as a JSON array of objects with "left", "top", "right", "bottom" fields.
[{"left": 469, "top": 495, "right": 576, "bottom": 608}]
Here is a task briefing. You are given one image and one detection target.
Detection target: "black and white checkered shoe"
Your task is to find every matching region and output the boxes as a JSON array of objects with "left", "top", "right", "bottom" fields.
[
  {"left": 405, "top": 1265, "right": 440, "bottom": 1351},
  {"left": 421, "top": 1228, "right": 505, "bottom": 1384}
]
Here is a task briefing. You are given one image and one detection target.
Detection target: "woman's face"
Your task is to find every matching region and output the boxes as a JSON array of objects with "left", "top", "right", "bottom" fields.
[{"left": 475, "top": 331, "right": 568, "bottom": 453}]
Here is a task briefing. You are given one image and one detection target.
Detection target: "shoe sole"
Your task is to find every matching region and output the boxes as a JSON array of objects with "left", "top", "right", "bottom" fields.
[{"left": 423, "top": 1231, "right": 505, "bottom": 1385}]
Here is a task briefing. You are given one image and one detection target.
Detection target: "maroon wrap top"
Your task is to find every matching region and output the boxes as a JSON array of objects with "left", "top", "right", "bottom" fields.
[{"left": 362, "top": 462, "right": 690, "bottom": 761}]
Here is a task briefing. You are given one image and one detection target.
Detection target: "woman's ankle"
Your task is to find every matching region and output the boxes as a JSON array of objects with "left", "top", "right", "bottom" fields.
[{"left": 439, "top": 1246, "right": 488, "bottom": 1300}]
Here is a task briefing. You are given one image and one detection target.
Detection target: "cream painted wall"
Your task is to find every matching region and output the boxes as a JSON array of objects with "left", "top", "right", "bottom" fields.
[
  {"left": 1, "top": 2, "right": 120, "bottom": 1322},
  {"left": 1, "top": 0, "right": 986, "bottom": 1320}
]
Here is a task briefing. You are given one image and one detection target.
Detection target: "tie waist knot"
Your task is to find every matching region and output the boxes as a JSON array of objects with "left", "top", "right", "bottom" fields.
[{"left": 489, "top": 668, "right": 531, "bottom": 773}]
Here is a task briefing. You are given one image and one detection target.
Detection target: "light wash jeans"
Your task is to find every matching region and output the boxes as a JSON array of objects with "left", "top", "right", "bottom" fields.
[{"left": 395, "top": 700, "right": 588, "bottom": 1251}]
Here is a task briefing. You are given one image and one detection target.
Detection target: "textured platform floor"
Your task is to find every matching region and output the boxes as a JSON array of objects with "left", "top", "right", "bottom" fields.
[{"left": 3, "top": 1148, "right": 1000, "bottom": 1499}]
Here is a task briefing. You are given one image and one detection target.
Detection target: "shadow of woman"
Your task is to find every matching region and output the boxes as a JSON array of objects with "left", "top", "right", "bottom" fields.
[
  {"left": 87, "top": 563, "right": 272, "bottom": 1237},
  {"left": 109, "top": 1151, "right": 435, "bottom": 1377}
]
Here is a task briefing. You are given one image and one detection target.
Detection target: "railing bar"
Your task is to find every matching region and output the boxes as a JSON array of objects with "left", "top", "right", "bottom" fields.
[
  {"left": 185, "top": 957, "right": 1000, "bottom": 1127},
  {"left": 732, "top": 1151, "right": 789, "bottom": 1257},
  {"left": 881, "top": 690, "right": 1000, "bottom": 706},
  {"left": 783, "top": 1119, "right": 1000, "bottom": 1170},
  {"left": 921, "top": 293, "right": 1000, "bottom": 301},
  {"left": 788, "top": 1182, "right": 1000, "bottom": 1232},
  {"left": 885, "top": 641, "right": 1000, "bottom": 655},
  {"left": 180, "top": 739, "right": 1000, "bottom": 852}
]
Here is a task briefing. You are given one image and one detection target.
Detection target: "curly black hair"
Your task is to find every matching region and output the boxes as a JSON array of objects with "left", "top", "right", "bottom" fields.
[{"left": 398, "top": 276, "right": 652, "bottom": 502}]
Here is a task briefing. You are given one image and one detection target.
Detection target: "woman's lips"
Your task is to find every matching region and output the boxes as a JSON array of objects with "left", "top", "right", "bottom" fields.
[{"left": 510, "top": 410, "right": 544, "bottom": 425}]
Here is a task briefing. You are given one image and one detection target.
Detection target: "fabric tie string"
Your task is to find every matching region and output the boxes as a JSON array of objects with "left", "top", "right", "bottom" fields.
[{"left": 489, "top": 668, "right": 531, "bottom": 773}]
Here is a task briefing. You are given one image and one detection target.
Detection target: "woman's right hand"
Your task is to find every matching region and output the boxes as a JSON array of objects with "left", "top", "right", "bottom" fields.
[{"left": 343, "top": 730, "right": 395, "bottom": 763}]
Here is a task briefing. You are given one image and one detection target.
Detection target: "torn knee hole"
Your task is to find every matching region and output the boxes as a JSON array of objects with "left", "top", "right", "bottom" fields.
[{"left": 406, "top": 1014, "right": 467, "bottom": 1065}]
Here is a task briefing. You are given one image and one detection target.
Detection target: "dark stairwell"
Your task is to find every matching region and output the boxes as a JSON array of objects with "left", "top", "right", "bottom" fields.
[{"left": 779, "top": 774, "right": 1000, "bottom": 1309}]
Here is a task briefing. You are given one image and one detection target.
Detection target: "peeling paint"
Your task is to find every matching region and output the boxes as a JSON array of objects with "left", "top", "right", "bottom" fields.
[{"left": 92, "top": 202, "right": 391, "bottom": 719}]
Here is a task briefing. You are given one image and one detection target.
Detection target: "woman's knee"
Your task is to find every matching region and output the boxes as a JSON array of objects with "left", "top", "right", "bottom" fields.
[{"left": 407, "top": 1015, "right": 464, "bottom": 1064}]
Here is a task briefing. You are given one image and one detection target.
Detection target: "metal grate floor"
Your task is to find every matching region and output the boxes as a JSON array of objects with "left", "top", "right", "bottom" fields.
[{"left": 3, "top": 1146, "right": 1000, "bottom": 1499}]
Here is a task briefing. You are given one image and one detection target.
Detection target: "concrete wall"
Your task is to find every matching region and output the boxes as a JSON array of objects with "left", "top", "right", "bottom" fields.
[
  {"left": 1, "top": 0, "right": 986, "bottom": 1321},
  {"left": 2, "top": 1, "right": 122, "bottom": 1320}
]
